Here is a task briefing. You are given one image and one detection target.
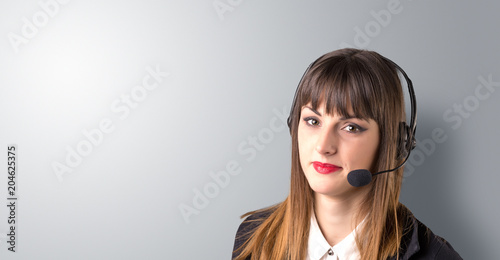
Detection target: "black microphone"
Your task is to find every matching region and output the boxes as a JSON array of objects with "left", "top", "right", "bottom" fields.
[
  {"left": 347, "top": 170, "right": 373, "bottom": 187},
  {"left": 346, "top": 150, "right": 412, "bottom": 187}
]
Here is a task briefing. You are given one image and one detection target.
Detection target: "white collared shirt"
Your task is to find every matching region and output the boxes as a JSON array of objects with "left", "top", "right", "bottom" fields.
[{"left": 306, "top": 212, "right": 362, "bottom": 260}]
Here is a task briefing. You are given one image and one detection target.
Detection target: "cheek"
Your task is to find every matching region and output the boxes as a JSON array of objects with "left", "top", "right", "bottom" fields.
[
  {"left": 360, "top": 135, "right": 380, "bottom": 168},
  {"left": 297, "top": 127, "right": 312, "bottom": 165},
  {"left": 297, "top": 133, "right": 306, "bottom": 161},
  {"left": 343, "top": 136, "right": 380, "bottom": 169}
]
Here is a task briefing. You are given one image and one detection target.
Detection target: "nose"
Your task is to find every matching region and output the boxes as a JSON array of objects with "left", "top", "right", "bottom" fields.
[{"left": 315, "top": 127, "right": 337, "bottom": 155}]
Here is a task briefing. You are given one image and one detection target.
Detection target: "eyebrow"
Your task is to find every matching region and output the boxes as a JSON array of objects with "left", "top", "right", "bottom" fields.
[{"left": 303, "top": 106, "right": 363, "bottom": 121}]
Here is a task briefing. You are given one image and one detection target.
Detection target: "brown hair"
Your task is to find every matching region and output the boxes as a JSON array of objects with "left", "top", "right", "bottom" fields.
[{"left": 234, "top": 48, "right": 409, "bottom": 260}]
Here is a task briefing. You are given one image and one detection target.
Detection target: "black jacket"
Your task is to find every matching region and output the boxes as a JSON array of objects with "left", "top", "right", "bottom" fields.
[{"left": 232, "top": 209, "right": 462, "bottom": 260}]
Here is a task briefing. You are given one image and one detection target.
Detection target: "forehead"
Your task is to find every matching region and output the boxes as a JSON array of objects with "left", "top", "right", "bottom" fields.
[
  {"left": 301, "top": 102, "right": 374, "bottom": 123},
  {"left": 298, "top": 78, "right": 374, "bottom": 121},
  {"left": 301, "top": 92, "right": 371, "bottom": 121},
  {"left": 302, "top": 101, "right": 353, "bottom": 114}
]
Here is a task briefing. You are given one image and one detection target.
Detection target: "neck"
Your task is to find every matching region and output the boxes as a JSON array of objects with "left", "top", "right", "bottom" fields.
[{"left": 313, "top": 187, "right": 370, "bottom": 246}]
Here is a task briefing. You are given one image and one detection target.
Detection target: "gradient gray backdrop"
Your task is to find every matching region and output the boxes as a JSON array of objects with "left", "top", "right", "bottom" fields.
[{"left": 1, "top": 0, "right": 498, "bottom": 259}]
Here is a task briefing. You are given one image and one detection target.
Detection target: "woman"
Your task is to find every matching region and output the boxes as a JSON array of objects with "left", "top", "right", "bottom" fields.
[{"left": 232, "top": 49, "right": 462, "bottom": 260}]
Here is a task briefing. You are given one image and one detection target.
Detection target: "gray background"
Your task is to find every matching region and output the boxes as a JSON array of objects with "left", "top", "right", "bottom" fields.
[{"left": 0, "top": 0, "right": 498, "bottom": 259}]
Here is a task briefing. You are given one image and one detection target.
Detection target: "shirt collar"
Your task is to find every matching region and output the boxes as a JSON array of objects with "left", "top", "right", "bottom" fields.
[{"left": 307, "top": 212, "right": 362, "bottom": 260}]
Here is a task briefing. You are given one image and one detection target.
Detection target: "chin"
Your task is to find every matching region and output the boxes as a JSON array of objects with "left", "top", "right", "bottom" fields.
[{"left": 308, "top": 179, "right": 350, "bottom": 196}]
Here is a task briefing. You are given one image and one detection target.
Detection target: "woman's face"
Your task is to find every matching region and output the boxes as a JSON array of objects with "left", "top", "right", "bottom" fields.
[{"left": 298, "top": 102, "right": 380, "bottom": 198}]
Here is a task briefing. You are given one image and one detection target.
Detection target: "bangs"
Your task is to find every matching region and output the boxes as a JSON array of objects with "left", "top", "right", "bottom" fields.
[{"left": 298, "top": 57, "right": 380, "bottom": 121}]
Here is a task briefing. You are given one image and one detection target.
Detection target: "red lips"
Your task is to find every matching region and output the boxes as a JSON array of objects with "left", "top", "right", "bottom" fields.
[{"left": 312, "top": 161, "right": 342, "bottom": 174}]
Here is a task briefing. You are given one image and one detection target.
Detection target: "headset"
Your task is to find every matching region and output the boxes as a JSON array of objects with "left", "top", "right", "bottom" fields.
[{"left": 286, "top": 52, "right": 417, "bottom": 187}]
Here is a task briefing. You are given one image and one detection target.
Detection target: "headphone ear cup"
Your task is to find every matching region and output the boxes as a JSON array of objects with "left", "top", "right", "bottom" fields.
[{"left": 397, "top": 122, "right": 410, "bottom": 160}]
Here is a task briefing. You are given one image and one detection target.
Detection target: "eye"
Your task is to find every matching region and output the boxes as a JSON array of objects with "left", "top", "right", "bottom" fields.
[
  {"left": 342, "top": 124, "right": 365, "bottom": 133},
  {"left": 304, "top": 117, "right": 320, "bottom": 126}
]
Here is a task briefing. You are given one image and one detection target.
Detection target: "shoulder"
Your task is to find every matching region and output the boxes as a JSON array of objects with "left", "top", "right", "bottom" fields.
[
  {"left": 232, "top": 207, "right": 276, "bottom": 259},
  {"left": 399, "top": 212, "right": 462, "bottom": 260}
]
